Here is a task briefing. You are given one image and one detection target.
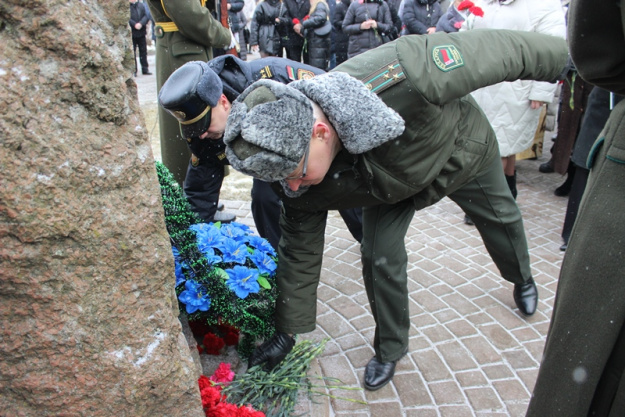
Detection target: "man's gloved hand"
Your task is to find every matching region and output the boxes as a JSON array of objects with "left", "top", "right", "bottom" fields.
[{"left": 247, "top": 331, "right": 295, "bottom": 371}]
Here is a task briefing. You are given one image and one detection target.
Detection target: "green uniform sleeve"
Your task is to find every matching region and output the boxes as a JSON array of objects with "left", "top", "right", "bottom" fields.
[
  {"left": 161, "top": 0, "right": 232, "bottom": 48},
  {"left": 274, "top": 206, "right": 328, "bottom": 335},
  {"left": 395, "top": 29, "right": 569, "bottom": 105},
  {"left": 568, "top": 0, "right": 625, "bottom": 95}
]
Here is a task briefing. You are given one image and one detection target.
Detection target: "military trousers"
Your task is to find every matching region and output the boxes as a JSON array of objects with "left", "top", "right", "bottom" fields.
[{"left": 361, "top": 154, "right": 532, "bottom": 362}]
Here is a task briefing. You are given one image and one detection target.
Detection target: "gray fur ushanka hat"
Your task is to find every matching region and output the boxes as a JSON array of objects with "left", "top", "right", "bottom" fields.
[
  {"left": 224, "top": 72, "right": 405, "bottom": 183},
  {"left": 224, "top": 79, "right": 314, "bottom": 182}
]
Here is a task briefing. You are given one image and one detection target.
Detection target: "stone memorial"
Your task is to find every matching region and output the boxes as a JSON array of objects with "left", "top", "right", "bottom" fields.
[{"left": 0, "top": 1, "right": 203, "bottom": 415}]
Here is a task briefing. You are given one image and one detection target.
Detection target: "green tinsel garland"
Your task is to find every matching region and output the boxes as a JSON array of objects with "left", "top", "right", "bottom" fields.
[{"left": 156, "top": 162, "right": 277, "bottom": 357}]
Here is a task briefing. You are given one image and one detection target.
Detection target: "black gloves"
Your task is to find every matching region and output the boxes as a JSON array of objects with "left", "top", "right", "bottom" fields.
[{"left": 247, "top": 331, "right": 295, "bottom": 371}]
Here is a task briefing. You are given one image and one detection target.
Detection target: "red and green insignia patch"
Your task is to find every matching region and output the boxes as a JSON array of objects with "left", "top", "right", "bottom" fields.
[
  {"left": 432, "top": 45, "right": 464, "bottom": 72},
  {"left": 286, "top": 65, "right": 316, "bottom": 81}
]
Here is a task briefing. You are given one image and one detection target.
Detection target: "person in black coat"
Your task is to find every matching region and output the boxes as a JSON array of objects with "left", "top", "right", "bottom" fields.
[
  {"left": 332, "top": 0, "right": 351, "bottom": 65},
  {"left": 401, "top": 0, "right": 442, "bottom": 35},
  {"left": 129, "top": 0, "right": 152, "bottom": 76},
  {"left": 299, "top": 0, "right": 333, "bottom": 69},
  {"left": 342, "top": 0, "right": 392, "bottom": 58},
  {"left": 250, "top": 0, "right": 284, "bottom": 57},
  {"left": 280, "top": 0, "right": 311, "bottom": 62}
]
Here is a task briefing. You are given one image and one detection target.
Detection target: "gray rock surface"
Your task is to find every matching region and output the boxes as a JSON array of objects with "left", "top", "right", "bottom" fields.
[{"left": 0, "top": 1, "right": 203, "bottom": 415}]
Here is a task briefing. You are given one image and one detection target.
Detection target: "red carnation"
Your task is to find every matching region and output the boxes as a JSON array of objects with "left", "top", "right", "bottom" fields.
[
  {"left": 199, "top": 385, "right": 223, "bottom": 409},
  {"left": 223, "top": 331, "right": 240, "bottom": 346},
  {"left": 236, "top": 405, "right": 266, "bottom": 417},
  {"left": 470, "top": 6, "right": 484, "bottom": 17},
  {"left": 198, "top": 375, "right": 212, "bottom": 391},
  {"left": 457, "top": 0, "right": 474, "bottom": 11},
  {"left": 292, "top": 18, "right": 300, "bottom": 24},
  {"left": 210, "top": 362, "right": 235, "bottom": 385},
  {"left": 205, "top": 402, "right": 239, "bottom": 417},
  {"left": 202, "top": 332, "right": 226, "bottom": 355}
]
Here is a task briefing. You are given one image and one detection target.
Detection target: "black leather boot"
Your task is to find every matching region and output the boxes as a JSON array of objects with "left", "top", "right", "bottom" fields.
[
  {"left": 247, "top": 331, "right": 295, "bottom": 371},
  {"left": 513, "top": 278, "right": 538, "bottom": 316},
  {"left": 364, "top": 356, "right": 398, "bottom": 391},
  {"left": 505, "top": 171, "right": 518, "bottom": 200}
]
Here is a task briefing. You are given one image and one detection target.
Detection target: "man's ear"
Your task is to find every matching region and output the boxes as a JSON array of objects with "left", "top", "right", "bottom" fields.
[
  {"left": 219, "top": 94, "right": 230, "bottom": 110},
  {"left": 312, "top": 122, "right": 331, "bottom": 142}
]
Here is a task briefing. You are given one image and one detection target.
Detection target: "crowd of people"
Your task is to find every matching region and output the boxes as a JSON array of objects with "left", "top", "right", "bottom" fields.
[{"left": 135, "top": 0, "right": 625, "bottom": 413}]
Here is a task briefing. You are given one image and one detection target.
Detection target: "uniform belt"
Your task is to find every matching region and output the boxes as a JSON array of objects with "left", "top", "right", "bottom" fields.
[{"left": 154, "top": 22, "right": 178, "bottom": 38}]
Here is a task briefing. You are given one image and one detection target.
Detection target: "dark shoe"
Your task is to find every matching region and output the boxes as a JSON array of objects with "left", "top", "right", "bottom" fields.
[
  {"left": 560, "top": 243, "right": 567, "bottom": 251},
  {"left": 554, "top": 181, "right": 572, "bottom": 197},
  {"left": 217, "top": 202, "right": 225, "bottom": 212},
  {"left": 539, "top": 160, "right": 554, "bottom": 173},
  {"left": 213, "top": 211, "right": 236, "bottom": 223},
  {"left": 142, "top": 71, "right": 153, "bottom": 75},
  {"left": 464, "top": 215, "right": 474, "bottom": 226},
  {"left": 364, "top": 356, "right": 398, "bottom": 391},
  {"left": 247, "top": 331, "right": 295, "bottom": 371},
  {"left": 513, "top": 279, "right": 538, "bottom": 316}
]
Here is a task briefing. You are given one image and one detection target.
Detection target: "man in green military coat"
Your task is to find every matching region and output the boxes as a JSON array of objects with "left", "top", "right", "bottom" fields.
[
  {"left": 146, "top": 0, "right": 232, "bottom": 186},
  {"left": 527, "top": 0, "right": 625, "bottom": 415},
  {"left": 225, "top": 30, "right": 568, "bottom": 390}
]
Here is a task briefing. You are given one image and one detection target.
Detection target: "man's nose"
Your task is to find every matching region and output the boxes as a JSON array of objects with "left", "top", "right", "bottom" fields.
[{"left": 286, "top": 179, "right": 302, "bottom": 191}]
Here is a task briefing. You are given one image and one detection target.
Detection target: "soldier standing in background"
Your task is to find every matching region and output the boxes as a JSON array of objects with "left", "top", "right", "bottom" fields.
[{"left": 146, "top": 0, "right": 238, "bottom": 222}]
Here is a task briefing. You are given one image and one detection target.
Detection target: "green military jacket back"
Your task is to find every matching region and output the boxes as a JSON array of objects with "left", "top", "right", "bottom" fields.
[{"left": 271, "top": 30, "right": 568, "bottom": 334}]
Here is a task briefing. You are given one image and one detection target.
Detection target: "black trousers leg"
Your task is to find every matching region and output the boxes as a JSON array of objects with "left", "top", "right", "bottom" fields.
[
  {"left": 339, "top": 208, "right": 363, "bottom": 243},
  {"left": 183, "top": 161, "right": 224, "bottom": 223},
  {"left": 251, "top": 179, "right": 281, "bottom": 250},
  {"left": 561, "top": 167, "right": 589, "bottom": 244},
  {"left": 136, "top": 36, "right": 149, "bottom": 73}
]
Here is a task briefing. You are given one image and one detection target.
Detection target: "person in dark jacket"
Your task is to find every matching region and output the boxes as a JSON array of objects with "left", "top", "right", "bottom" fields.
[
  {"left": 402, "top": 0, "right": 442, "bottom": 35},
  {"left": 280, "top": 0, "right": 311, "bottom": 62},
  {"left": 224, "top": 30, "right": 567, "bottom": 390},
  {"left": 342, "top": 0, "right": 392, "bottom": 58},
  {"left": 527, "top": 1, "right": 625, "bottom": 415},
  {"left": 158, "top": 55, "right": 364, "bottom": 249},
  {"left": 129, "top": 0, "right": 152, "bottom": 76},
  {"left": 384, "top": 0, "right": 402, "bottom": 38},
  {"left": 298, "top": 0, "right": 333, "bottom": 69},
  {"left": 227, "top": 0, "right": 247, "bottom": 60},
  {"left": 331, "top": 0, "right": 351, "bottom": 65},
  {"left": 250, "top": 0, "right": 284, "bottom": 57},
  {"left": 558, "top": 88, "right": 623, "bottom": 251}
]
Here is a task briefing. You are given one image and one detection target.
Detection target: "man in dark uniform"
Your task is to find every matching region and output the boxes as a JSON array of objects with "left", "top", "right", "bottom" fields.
[
  {"left": 158, "top": 55, "right": 363, "bottom": 248},
  {"left": 146, "top": 0, "right": 237, "bottom": 223},
  {"left": 223, "top": 30, "right": 568, "bottom": 390}
]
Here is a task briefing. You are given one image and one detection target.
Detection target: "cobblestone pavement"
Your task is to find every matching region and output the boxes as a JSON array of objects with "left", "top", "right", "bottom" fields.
[{"left": 137, "top": 51, "right": 568, "bottom": 416}]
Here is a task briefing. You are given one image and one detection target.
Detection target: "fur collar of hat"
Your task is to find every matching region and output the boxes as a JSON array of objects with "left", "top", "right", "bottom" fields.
[{"left": 289, "top": 72, "right": 405, "bottom": 155}]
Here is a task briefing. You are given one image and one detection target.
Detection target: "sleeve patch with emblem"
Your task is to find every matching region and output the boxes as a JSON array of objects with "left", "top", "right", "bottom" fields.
[
  {"left": 287, "top": 65, "right": 316, "bottom": 81},
  {"left": 432, "top": 45, "right": 464, "bottom": 72}
]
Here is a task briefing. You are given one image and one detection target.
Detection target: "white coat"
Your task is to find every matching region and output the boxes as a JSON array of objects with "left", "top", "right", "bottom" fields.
[{"left": 463, "top": 0, "right": 566, "bottom": 156}]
